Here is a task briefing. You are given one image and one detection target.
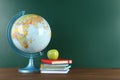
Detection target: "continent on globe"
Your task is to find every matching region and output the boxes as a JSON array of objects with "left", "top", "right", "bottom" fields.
[{"left": 11, "top": 14, "right": 51, "bottom": 53}]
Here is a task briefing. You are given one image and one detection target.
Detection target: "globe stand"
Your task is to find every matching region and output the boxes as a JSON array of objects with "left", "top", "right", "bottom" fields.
[
  {"left": 7, "top": 11, "right": 51, "bottom": 73},
  {"left": 7, "top": 11, "right": 44, "bottom": 73},
  {"left": 18, "top": 57, "right": 40, "bottom": 73}
]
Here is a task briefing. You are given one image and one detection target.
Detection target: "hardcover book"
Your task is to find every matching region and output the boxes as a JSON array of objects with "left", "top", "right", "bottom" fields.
[
  {"left": 40, "top": 59, "right": 72, "bottom": 64},
  {"left": 40, "top": 63, "right": 69, "bottom": 67},
  {"left": 40, "top": 69, "right": 70, "bottom": 74},
  {"left": 40, "top": 65, "right": 71, "bottom": 70}
]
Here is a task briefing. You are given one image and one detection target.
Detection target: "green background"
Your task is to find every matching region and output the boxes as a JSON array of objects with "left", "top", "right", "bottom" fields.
[{"left": 1, "top": 0, "right": 120, "bottom": 68}]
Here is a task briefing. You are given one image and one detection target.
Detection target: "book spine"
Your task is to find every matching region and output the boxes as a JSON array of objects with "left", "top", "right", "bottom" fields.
[
  {"left": 40, "top": 69, "right": 69, "bottom": 74},
  {"left": 41, "top": 60, "right": 72, "bottom": 64},
  {"left": 52, "top": 60, "right": 72, "bottom": 64},
  {"left": 41, "top": 64, "right": 69, "bottom": 67}
]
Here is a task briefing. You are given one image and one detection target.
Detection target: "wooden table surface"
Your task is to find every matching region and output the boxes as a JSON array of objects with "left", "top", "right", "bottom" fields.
[{"left": 0, "top": 68, "right": 120, "bottom": 80}]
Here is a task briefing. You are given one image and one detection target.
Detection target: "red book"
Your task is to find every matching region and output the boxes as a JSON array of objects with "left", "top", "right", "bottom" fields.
[{"left": 40, "top": 59, "right": 72, "bottom": 64}]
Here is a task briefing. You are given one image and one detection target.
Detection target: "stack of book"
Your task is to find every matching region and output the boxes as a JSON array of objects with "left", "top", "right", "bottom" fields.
[{"left": 40, "top": 59, "right": 72, "bottom": 74}]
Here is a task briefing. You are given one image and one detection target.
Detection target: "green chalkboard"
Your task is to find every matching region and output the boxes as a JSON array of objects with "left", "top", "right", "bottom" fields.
[{"left": 0, "top": 0, "right": 120, "bottom": 68}]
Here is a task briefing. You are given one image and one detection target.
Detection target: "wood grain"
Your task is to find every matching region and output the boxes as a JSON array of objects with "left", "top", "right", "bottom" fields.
[{"left": 0, "top": 68, "right": 120, "bottom": 80}]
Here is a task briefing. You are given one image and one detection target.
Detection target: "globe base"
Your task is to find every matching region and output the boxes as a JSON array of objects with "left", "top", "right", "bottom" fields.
[
  {"left": 18, "top": 57, "right": 40, "bottom": 73},
  {"left": 18, "top": 67, "right": 40, "bottom": 73}
]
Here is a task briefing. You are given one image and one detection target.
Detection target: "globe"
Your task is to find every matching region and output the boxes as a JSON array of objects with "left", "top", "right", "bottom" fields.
[
  {"left": 11, "top": 14, "right": 51, "bottom": 53},
  {"left": 7, "top": 11, "right": 51, "bottom": 73}
]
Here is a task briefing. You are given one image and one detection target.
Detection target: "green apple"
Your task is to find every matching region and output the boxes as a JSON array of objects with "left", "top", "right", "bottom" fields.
[{"left": 47, "top": 49, "right": 59, "bottom": 60}]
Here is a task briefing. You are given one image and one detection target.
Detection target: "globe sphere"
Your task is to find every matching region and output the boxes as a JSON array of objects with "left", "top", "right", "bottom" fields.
[{"left": 11, "top": 14, "right": 51, "bottom": 53}]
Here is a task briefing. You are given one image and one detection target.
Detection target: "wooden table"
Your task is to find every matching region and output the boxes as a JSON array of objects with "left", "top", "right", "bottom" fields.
[{"left": 0, "top": 68, "right": 120, "bottom": 80}]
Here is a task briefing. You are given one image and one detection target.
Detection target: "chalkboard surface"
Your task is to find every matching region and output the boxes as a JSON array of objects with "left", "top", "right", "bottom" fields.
[{"left": 0, "top": 0, "right": 120, "bottom": 68}]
